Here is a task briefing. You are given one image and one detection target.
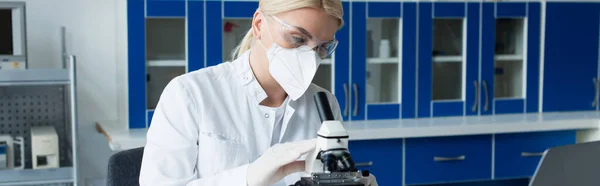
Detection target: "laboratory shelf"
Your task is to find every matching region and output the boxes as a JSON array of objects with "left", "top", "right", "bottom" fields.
[
  {"left": 147, "top": 59, "right": 186, "bottom": 67},
  {"left": 0, "top": 56, "right": 79, "bottom": 185},
  {"left": 495, "top": 54, "right": 524, "bottom": 61},
  {"left": 367, "top": 57, "right": 399, "bottom": 64},
  {"left": 0, "top": 167, "right": 74, "bottom": 186},
  {"left": 432, "top": 55, "right": 462, "bottom": 63},
  {"left": 0, "top": 69, "right": 70, "bottom": 86}
]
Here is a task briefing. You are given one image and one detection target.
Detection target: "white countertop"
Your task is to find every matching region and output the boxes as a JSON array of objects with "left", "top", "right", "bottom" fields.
[{"left": 97, "top": 111, "right": 600, "bottom": 151}]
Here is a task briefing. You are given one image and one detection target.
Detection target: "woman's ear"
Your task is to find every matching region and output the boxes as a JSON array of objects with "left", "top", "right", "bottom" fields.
[{"left": 252, "top": 11, "right": 263, "bottom": 40}]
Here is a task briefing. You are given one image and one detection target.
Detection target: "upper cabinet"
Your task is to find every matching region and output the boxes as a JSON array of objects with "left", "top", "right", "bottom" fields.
[
  {"left": 128, "top": 0, "right": 191, "bottom": 128},
  {"left": 418, "top": 2, "right": 479, "bottom": 117},
  {"left": 126, "top": 0, "right": 600, "bottom": 128},
  {"left": 146, "top": 0, "right": 186, "bottom": 17},
  {"left": 205, "top": 1, "right": 257, "bottom": 67},
  {"left": 332, "top": 2, "right": 351, "bottom": 121},
  {"left": 417, "top": 1, "right": 541, "bottom": 118},
  {"left": 351, "top": 1, "right": 416, "bottom": 120},
  {"left": 480, "top": 2, "right": 541, "bottom": 116},
  {"left": 543, "top": 2, "right": 600, "bottom": 112}
]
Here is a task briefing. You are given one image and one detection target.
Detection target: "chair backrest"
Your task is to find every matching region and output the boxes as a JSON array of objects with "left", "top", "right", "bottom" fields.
[{"left": 107, "top": 147, "right": 145, "bottom": 186}]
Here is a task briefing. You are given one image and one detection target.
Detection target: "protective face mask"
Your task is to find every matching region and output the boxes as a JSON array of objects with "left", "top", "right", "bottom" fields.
[{"left": 259, "top": 23, "right": 321, "bottom": 101}]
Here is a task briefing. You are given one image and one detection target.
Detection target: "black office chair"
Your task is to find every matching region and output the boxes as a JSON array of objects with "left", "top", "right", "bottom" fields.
[{"left": 107, "top": 147, "right": 145, "bottom": 186}]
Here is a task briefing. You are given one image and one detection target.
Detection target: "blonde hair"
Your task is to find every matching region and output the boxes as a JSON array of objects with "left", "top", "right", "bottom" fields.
[{"left": 230, "top": 0, "right": 344, "bottom": 60}]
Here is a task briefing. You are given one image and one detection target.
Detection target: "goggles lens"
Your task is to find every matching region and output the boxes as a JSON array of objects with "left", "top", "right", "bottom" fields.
[{"left": 270, "top": 15, "right": 338, "bottom": 59}]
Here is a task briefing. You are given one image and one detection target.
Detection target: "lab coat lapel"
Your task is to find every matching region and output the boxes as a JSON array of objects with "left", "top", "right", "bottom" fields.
[{"left": 279, "top": 103, "right": 296, "bottom": 143}]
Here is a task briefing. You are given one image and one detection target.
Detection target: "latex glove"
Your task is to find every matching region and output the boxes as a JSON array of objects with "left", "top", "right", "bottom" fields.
[
  {"left": 359, "top": 173, "right": 378, "bottom": 186},
  {"left": 246, "top": 139, "right": 316, "bottom": 186}
]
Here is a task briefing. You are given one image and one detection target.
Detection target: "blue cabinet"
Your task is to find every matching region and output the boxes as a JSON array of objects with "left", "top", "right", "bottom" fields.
[
  {"left": 205, "top": 1, "right": 258, "bottom": 67},
  {"left": 480, "top": 2, "right": 541, "bottom": 116},
  {"left": 417, "top": 2, "right": 542, "bottom": 118},
  {"left": 146, "top": 0, "right": 186, "bottom": 17},
  {"left": 128, "top": 0, "right": 198, "bottom": 128},
  {"left": 351, "top": 1, "right": 416, "bottom": 120},
  {"left": 125, "top": 0, "right": 600, "bottom": 127},
  {"left": 405, "top": 135, "right": 493, "bottom": 185},
  {"left": 349, "top": 139, "right": 402, "bottom": 186},
  {"left": 543, "top": 2, "right": 600, "bottom": 112},
  {"left": 188, "top": 0, "right": 204, "bottom": 72},
  {"left": 333, "top": 2, "right": 351, "bottom": 121},
  {"left": 128, "top": 0, "right": 146, "bottom": 128},
  {"left": 418, "top": 2, "right": 479, "bottom": 118},
  {"left": 495, "top": 131, "right": 576, "bottom": 179}
]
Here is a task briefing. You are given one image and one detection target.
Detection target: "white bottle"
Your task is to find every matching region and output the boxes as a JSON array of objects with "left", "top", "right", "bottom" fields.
[{"left": 379, "top": 40, "right": 390, "bottom": 59}]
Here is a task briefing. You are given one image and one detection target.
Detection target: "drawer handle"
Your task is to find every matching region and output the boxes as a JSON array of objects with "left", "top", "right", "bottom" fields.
[
  {"left": 434, "top": 155, "right": 466, "bottom": 162},
  {"left": 521, "top": 152, "right": 545, "bottom": 157},
  {"left": 355, "top": 161, "right": 373, "bottom": 167}
]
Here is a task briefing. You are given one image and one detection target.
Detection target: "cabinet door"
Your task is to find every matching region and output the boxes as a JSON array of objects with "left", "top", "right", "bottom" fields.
[
  {"left": 495, "top": 131, "right": 576, "bottom": 179},
  {"left": 351, "top": 1, "right": 414, "bottom": 120},
  {"left": 145, "top": 18, "right": 187, "bottom": 126},
  {"left": 188, "top": 0, "right": 204, "bottom": 71},
  {"left": 146, "top": 0, "right": 186, "bottom": 17},
  {"left": 348, "top": 139, "right": 402, "bottom": 186},
  {"left": 333, "top": 2, "right": 351, "bottom": 121},
  {"left": 543, "top": 2, "right": 600, "bottom": 112},
  {"left": 418, "top": 2, "right": 479, "bottom": 117},
  {"left": 481, "top": 2, "right": 540, "bottom": 115},
  {"left": 405, "top": 135, "right": 492, "bottom": 185},
  {"left": 206, "top": 1, "right": 257, "bottom": 67},
  {"left": 128, "top": 0, "right": 147, "bottom": 128}
]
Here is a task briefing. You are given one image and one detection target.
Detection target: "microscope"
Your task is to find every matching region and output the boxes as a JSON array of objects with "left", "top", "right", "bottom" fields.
[{"left": 291, "top": 92, "right": 368, "bottom": 186}]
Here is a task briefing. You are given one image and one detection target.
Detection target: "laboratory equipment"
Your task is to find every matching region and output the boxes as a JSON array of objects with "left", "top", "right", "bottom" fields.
[
  {"left": 0, "top": 2, "right": 27, "bottom": 69},
  {"left": 379, "top": 40, "right": 390, "bottom": 58},
  {"left": 31, "top": 126, "right": 60, "bottom": 169},
  {"left": 291, "top": 92, "right": 366, "bottom": 186},
  {"left": 0, "top": 145, "right": 5, "bottom": 169},
  {"left": 0, "top": 135, "right": 25, "bottom": 169}
]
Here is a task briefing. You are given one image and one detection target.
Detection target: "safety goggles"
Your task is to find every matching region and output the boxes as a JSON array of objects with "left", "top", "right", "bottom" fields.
[{"left": 267, "top": 15, "right": 339, "bottom": 59}]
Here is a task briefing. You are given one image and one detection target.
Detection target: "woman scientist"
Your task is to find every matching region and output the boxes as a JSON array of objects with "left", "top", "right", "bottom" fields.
[{"left": 139, "top": 0, "right": 376, "bottom": 185}]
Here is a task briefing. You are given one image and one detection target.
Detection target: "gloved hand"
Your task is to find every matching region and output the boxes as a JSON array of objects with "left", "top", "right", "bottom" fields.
[
  {"left": 246, "top": 139, "right": 317, "bottom": 186},
  {"left": 359, "top": 173, "right": 378, "bottom": 186}
]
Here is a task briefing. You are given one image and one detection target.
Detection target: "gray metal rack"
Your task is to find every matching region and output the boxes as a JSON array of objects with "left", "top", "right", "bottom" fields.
[{"left": 0, "top": 56, "right": 78, "bottom": 186}]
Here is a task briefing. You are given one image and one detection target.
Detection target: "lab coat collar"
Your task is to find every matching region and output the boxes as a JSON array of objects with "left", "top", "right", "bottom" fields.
[
  {"left": 234, "top": 51, "right": 269, "bottom": 105},
  {"left": 233, "top": 51, "right": 299, "bottom": 110},
  {"left": 234, "top": 51, "right": 299, "bottom": 143}
]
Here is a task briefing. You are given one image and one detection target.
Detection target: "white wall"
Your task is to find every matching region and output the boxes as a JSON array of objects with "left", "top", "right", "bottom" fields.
[{"left": 0, "top": 0, "right": 128, "bottom": 185}]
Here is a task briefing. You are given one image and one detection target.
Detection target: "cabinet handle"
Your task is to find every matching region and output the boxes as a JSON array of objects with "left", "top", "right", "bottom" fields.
[
  {"left": 472, "top": 80, "right": 479, "bottom": 112},
  {"left": 343, "top": 83, "right": 349, "bottom": 117},
  {"left": 355, "top": 161, "right": 373, "bottom": 167},
  {"left": 483, "top": 80, "right": 489, "bottom": 112},
  {"left": 593, "top": 78, "right": 598, "bottom": 108},
  {"left": 521, "top": 152, "right": 545, "bottom": 157},
  {"left": 353, "top": 83, "right": 359, "bottom": 117},
  {"left": 434, "top": 155, "right": 466, "bottom": 162}
]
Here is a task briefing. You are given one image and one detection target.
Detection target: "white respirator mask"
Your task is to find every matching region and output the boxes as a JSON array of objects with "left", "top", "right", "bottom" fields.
[{"left": 258, "top": 21, "right": 321, "bottom": 101}]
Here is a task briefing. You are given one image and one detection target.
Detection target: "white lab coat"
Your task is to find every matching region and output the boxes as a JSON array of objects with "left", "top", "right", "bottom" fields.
[{"left": 139, "top": 51, "right": 343, "bottom": 186}]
